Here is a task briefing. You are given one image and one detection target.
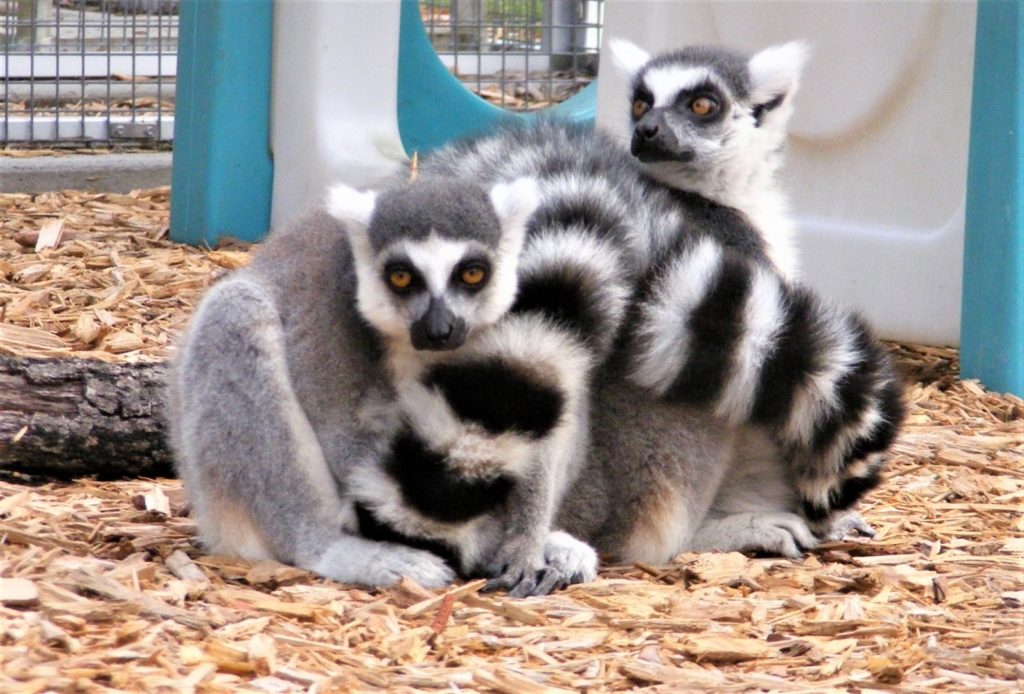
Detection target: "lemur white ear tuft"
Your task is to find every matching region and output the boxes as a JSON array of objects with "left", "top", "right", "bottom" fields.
[
  {"left": 748, "top": 40, "right": 810, "bottom": 106},
  {"left": 489, "top": 177, "right": 541, "bottom": 232},
  {"left": 608, "top": 37, "right": 652, "bottom": 80},
  {"left": 326, "top": 183, "right": 377, "bottom": 231}
]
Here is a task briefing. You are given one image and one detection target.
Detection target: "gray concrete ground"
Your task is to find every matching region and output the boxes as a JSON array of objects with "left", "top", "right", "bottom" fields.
[{"left": 0, "top": 152, "right": 172, "bottom": 193}]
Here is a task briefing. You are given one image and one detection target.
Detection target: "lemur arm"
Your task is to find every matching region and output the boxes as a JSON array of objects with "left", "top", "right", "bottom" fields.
[{"left": 169, "top": 278, "right": 456, "bottom": 588}]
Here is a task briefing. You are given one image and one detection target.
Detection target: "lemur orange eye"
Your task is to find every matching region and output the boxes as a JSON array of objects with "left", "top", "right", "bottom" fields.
[
  {"left": 690, "top": 96, "right": 717, "bottom": 117},
  {"left": 388, "top": 270, "right": 412, "bottom": 289},
  {"left": 460, "top": 266, "right": 486, "bottom": 286},
  {"left": 632, "top": 99, "right": 650, "bottom": 119}
]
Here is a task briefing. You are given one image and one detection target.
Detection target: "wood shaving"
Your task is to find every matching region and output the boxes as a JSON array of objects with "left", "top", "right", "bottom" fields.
[
  {"left": 1, "top": 189, "right": 1022, "bottom": 692},
  {"left": 1, "top": 188, "right": 240, "bottom": 362}
]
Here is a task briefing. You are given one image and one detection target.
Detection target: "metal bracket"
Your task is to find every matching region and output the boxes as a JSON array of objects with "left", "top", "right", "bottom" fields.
[{"left": 109, "top": 122, "right": 159, "bottom": 140}]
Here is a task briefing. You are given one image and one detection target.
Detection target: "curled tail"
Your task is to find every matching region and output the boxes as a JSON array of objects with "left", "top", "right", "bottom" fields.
[
  {"left": 628, "top": 238, "right": 905, "bottom": 525},
  {"left": 365, "top": 176, "right": 639, "bottom": 571},
  {"left": 402, "top": 180, "right": 640, "bottom": 478}
]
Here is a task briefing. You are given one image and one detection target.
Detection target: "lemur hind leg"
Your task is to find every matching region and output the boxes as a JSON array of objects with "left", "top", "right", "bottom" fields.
[
  {"left": 169, "top": 279, "right": 455, "bottom": 588},
  {"left": 689, "top": 427, "right": 817, "bottom": 558},
  {"left": 559, "top": 378, "right": 738, "bottom": 565}
]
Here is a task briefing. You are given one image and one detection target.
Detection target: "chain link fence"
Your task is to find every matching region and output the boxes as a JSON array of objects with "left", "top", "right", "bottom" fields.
[
  {"left": 1, "top": 0, "right": 177, "bottom": 147},
  {"left": 420, "top": 0, "right": 603, "bottom": 111},
  {"left": 1, "top": 1, "right": 602, "bottom": 148}
]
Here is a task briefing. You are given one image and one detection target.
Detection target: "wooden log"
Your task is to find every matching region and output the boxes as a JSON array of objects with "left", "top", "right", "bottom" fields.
[{"left": 0, "top": 357, "right": 172, "bottom": 478}]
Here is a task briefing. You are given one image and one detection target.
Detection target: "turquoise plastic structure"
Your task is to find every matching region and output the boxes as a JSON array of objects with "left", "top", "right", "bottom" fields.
[
  {"left": 396, "top": 0, "right": 597, "bottom": 155},
  {"left": 961, "top": 0, "right": 1023, "bottom": 397},
  {"left": 170, "top": 0, "right": 596, "bottom": 245},
  {"left": 169, "top": 0, "right": 273, "bottom": 245}
]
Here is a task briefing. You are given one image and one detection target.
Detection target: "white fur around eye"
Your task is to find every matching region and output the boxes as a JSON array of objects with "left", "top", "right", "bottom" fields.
[
  {"left": 642, "top": 66, "right": 711, "bottom": 108},
  {"left": 403, "top": 235, "right": 470, "bottom": 296},
  {"left": 748, "top": 41, "right": 810, "bottom": 105}
]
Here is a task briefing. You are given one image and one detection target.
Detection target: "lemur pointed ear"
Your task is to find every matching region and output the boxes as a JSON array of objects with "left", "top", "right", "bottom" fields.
[
  {"left": 489, "top": 177, "right": 541, "bottom": 234},
  {"left": 748, "top": 41, "right": 810, "bottom": 106},
  {"left": 608, "top": 37, "right": 652, "bottom": 80},
  {"left": 326, "top": 183, "right": 377, "bottom": 237}
]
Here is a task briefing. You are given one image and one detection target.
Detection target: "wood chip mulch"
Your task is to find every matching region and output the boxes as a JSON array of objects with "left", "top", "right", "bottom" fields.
[
  {"left": 1, "top": 190, "right": 1022, "bottom": 692},
  {"left": 0, "top": 187, "right": 246, "bottom": 362}
]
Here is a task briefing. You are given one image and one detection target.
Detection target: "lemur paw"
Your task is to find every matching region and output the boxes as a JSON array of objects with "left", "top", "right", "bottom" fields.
[
  {"left": 481, "top": 531, "right": 598, "bottom": 597},
  {"left": 819, "top": 511, "right": 876, "bottom": 542},
  {"left": 312, "top": 539, "right": 456, "bottom": 589},
  {"left": 692, "top": 511, "right": 818, "bottom": 559},
  {"left": 752, "top": 513, "right": 819, "bottom": 558},
  {"left": 543, "top": 530, "right": 599, "bottom": 585},
  {"left": 480, "top": 535, "right": 547, "bottom": 598}
]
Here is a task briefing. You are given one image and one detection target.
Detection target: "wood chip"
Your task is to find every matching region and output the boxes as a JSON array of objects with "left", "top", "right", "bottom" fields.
[
  {"left": 405, "top": 578, "right": 487, "bottom": 617},
  {"left": 206, "top": 250, "right": 251, "bottom": 270},
  {"left": 165, "top": 550, "right": 209, "bottom": 584},
  {"left": 34, "top": 218, "right": 66, "bottom": 252},
  {"left": 142, "top": 485, "right": 171, "bottom": 516},
  {"left": 0, "top": 578, "right": 39, "bottom": 606},
  {"left": 671, "top": 633, "right": 774, "bottom": 663}
]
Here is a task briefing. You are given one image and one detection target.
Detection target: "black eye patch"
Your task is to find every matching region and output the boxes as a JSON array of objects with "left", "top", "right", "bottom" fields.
[
  {"left": 631, "top": 84, "right": 654, "bottom": 119},
  {"left": 383, "top": 258, "right": 424, "bottom": 294},
  {"left": 451, "top": 256, "right": 492, "bottom": 292},
  {"left": 672, "top": 80, "right": 727, "bottom": 124}
]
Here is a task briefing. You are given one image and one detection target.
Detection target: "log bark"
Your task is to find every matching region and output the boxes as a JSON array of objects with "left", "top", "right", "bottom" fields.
[{"left": 0, "top": 357, "right": 173, "bottom": 479}]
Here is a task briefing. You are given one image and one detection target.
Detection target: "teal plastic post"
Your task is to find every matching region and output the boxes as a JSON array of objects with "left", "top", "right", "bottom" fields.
[
  {"left": 170, "top": 0, "right": 273, "bottom": 245},
  {"left": 397, "top": 0, "right": 597, "bottom": 156},
  {"left": 961, "top": 0, "right": 1023, "bottom": 397}
]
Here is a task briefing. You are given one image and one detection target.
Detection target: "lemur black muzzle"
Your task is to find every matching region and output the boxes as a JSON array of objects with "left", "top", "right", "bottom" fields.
[
  {"left": 631, "top": 111, "right": 693, "bottom": 164},
  {"left": 411, "top": 297, "right": 467, "bottom": 351}
]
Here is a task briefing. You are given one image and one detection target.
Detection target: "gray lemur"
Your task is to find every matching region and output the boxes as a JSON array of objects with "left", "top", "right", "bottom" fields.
[
  {"left": 609, "top": 39, "right": 808, "bottom": 280},
  {"left": 168, "top": 172, "right": 630, "bottom": 593},
  {"left": 325, "top": 177, "right": 600, "bottom": 597},
  {"left": 601, "top": 39, "right": 905, "bottom": 538}
]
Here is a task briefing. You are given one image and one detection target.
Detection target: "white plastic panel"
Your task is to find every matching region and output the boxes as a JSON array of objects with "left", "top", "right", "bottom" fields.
[
  {"left": 271, "top": 0, "right": 406, "bottom": 231},
  {"left": 597, "top": 1, "right": 976, "bottom": 345}
]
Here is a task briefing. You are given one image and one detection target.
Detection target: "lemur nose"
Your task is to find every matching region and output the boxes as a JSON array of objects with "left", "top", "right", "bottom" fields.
[
  {"left": 426, "top": 322, "right": 453, "bottom": 341},
  {"left": 640, "top": 123, "right": 659, "bottom": 139}
]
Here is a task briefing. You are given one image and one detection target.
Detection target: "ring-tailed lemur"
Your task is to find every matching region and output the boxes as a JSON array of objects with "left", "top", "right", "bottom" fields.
[
  {"left": 608, "top": 38, "right": 808, "bottom": 280},
  {"left": 325, "top": 177, "right": 600, "bottom": 597},
  {"left": 168, "top": 170, "right": 631, "bottom": 594},
  {"left": 601, "top": 39, "right": 905, "bottom": 535}
]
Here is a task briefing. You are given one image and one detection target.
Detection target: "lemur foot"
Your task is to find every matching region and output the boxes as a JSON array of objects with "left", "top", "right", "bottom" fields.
[
  {"left": 480, "top": 535, "right": 548, "bottom": 598},
  {"left": 820, "top": 511, "right": 876, "bottom": 542},
  {"left": 691, "top": 512, "right": 819, "bottom": 559},
  {"left": 481, "top": 531, "right": 597, "bottom": 597},
  {"left": 542, "top": 530, "right": 599, "bottom": 585},
  {"left": 311, "top": 538, "right": 456, "bottom": 589}
]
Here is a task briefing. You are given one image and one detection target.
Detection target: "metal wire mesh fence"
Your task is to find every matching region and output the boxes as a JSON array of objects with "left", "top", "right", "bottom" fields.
[
  {"left": 1, "top": 0, "right": 177, "bottom": 147},
  {"left": 420, "top": 0, "right": 603, "bottom": 111},
  {"left": 2, "top": 1, "right": 601, "bottom": 147}
]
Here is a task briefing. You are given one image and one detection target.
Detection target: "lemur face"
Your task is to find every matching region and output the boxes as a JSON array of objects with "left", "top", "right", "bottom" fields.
[
  {"left": 327, "top": 177, "right": 540, "bottom": 351},
  {"left": 610, "top": 39, "right": 808, "bottom": 195},
  {"left": 627, "top": 63, "right": 738, "bottom": 169},
  {"left": 368, "top": 235, "right": 500, "bottom": 351}
]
